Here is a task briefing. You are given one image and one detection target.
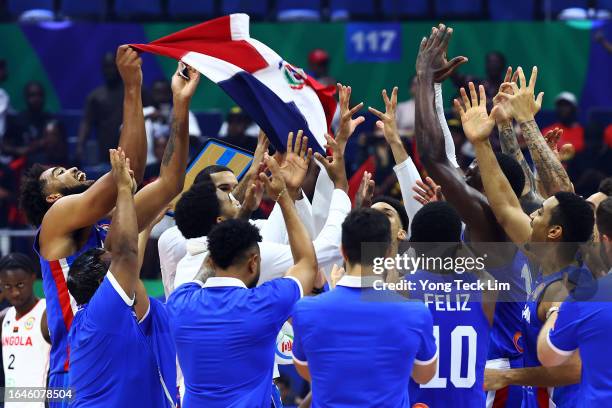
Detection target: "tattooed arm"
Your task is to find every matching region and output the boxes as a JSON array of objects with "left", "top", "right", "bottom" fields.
[
  {"left": 105, "top": 64, "right": 200, "bottom": 250},
  {"left": 498, "top": 121, "right": 543, "bottom": 208},
  {"left": 495, "top": 66, "right": 572, "bottom": 198},
  {"left": 521, "top": 120, "right": 573, "bottom": 197}
]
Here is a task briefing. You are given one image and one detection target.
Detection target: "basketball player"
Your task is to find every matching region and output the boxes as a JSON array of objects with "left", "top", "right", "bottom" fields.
[
  {"left": 0, "top": 253, "right": 50, "bottom": 408},
  {"left": 291, "top": 208, "right": 437, "bottom": 406},
  {"left": 17, "top": 45, "right": 147, "bottom": 406},
  {"left": 406, "top": 202, "right": 495, "bottom": 407},
  {"left": 67, "top": 149, "right": 176, "bottom": 407},
  {"left": 415, "top": 26, "right": 531, "bottom": 407},
  {"left": 458, "top": 68, "right": 594, "bottom": 407}
]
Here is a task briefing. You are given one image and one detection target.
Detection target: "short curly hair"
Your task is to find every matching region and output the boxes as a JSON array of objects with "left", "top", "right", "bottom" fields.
[
  {"left": 207, "top": 219, "right": 261, "bottom": 269},
  {"left": 19, "top": 164, "right": 50, "bottom": 227},
  {"left": 175, "top": 181, "right": 221, "bottom": 239}
]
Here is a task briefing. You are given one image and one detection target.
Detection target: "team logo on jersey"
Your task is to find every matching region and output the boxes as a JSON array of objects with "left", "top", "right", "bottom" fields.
[
  {"left": 412, "top": 403, "right": 430, "bottom": 408},
  {"left": 278, "top": 61, "right": 307, "bottom": 90},
  {"left": 24, "top": 317, "right": 35, "bottom": 330},
  {"left": 513, "top": 331, "right": 524, "bottom": 353},
  {"left": 12, "top": 326, "right": 18, "bottom": 333},
  {"left": 522, "top": 304, "right": 531, "bottom": 324}
]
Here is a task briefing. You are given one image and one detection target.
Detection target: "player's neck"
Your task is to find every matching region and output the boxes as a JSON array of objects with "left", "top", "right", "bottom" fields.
[
  {"left": 15, "top": 297, "right": 38, "bottom": 319},
  {"left": 540, "top": 253, "right": 577, "bottom": 277},
  {"left": 345, "top": 263, "right": 376, "bottom": 278}
]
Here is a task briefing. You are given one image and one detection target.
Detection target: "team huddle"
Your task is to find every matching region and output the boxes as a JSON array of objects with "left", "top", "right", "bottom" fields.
[{"left": 2, "top": 23, "right": 611, "bottom": 408}]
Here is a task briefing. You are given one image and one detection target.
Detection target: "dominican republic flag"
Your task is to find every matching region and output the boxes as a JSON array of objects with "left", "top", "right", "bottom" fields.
[{"left": 132, "top": 14, "right": 336, "bottom": 154}]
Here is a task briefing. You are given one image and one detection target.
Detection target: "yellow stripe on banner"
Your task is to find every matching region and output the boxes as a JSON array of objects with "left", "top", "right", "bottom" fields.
[{"left": 228, "top": 154, "right": 253, "bottom": 177}]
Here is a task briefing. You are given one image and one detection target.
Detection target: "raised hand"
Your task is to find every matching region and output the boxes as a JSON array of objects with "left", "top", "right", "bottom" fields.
[
  {"left": 110, "top": 148, "right": 135, "bottom": 192},
  {"left": 259, "top": 153, "right": 288, "bottom": 202},
  {"left": 116, "top": 45, "right": 143, "bottom": 89},
  {"left": 416, "top": 24, "right": 468, "bottom": 83},
  {"left": 278, "top": 130, "right": 313, "bottom": 199},
  {"left": 171, "top": 62, "right": 201, "bottom": 103},
  {"left": 336, "top": 83, "right": 365, "bottom": 152},
  {"left": 412, "top": 177, "right": 444, "bottom": 205},
  {"left": 492, "top": 67, "right": 519, "bottom": 124},
  {"left": 495, "top": 66, "right": 544, "bottom": 123},
  {"left": 330, "top": 264, "right": 345, "bottom": 289},
  {"left": 369, "top": 87, "right": 400, "bottom": 144},
  {"left": 455, "top": 82, "right": 497, "bottom": 144},
  {"left": 242, "top": 178, "right": 264, "bottom": 212},
  {"left": 543, "top": 128, "right": 575, "bottom": 162},
  {"left": 253, "top": 130, "right": 270, "bottom": 169},
  {"left": 314, "top": 134, "right": 349, "bottom": 192},
  {"left": 355, "top": 171, "right": 375, "bottom": 208}
]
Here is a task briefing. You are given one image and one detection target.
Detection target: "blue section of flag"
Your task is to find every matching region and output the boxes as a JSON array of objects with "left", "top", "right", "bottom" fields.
[{"left": 218, "top": 72, "right": 325, "bottom": 154}]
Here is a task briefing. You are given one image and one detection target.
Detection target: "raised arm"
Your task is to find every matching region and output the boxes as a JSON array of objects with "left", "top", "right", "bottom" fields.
[
  {"left": 501, "top": 67, "right": 572, "bottom": 196},
  {"left": 259, "top": 154, "right": 318, "bottom": 294},
  {"left": 108, "top": 149, "right": 139, "bottom": 301},
  {"left": 40, "top": 46, "right": 146, "bottom": 238},
  {"left": 457, "top": 82, "right": 532, "bottom": 244},
  {"left": 495, "top": 67, "right": 543, "bottom": 210},
  {"left": 129, "top": 64, "right": 200, "bottom": 231},
  {"left": 414, "top": 25, "right": 501, "bottom": 242}
]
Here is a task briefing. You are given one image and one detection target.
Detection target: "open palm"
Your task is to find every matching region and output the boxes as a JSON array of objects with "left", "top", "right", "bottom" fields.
[
  {"left": 278, "top": 130, "right": 312, "bottom": 194},
  {"left": 455, "top": 83, "right": 496, "bottom": 143}
]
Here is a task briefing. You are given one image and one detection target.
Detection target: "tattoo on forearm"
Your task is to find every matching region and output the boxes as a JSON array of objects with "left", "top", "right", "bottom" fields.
[
  {"left": 161, "top": 119, "right": 179, "bottom": 166},
  {"left": 498, "top": 123, "right": 537, "bottom": 197},
  {"left": 520, "top": 120, "right": 572, "bottom": 195}
]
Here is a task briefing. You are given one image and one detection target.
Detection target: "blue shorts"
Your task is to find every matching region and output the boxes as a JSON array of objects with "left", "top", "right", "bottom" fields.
[
  {"left": 271, "top": 382, "right": 283, "bottom": 408},
  {"left": 47, "top": 372, "right": 70, "bottom": 408}
]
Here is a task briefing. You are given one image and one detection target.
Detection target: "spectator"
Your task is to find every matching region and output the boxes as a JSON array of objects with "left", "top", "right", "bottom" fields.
[
  {"left": 395, "top": 76, "right": 417, "bottom": 137},
  {"left": 219, "top": 106, "right": 257, "bottom": 152},
  {"left": 143, "top": 135, "right": 168, "bottom": 184},
  {"left": 452, "top": 51, "right": 507, "bottom": 106},
  {"left": 77, "top": 52, "right": 124, "bottom": 165},
  {"left": 307, "top": 48, "right": 336, "bottom": 86},
  {"left": 0, "top": 162, "right": 14, "bottom": 227},
  {"left": 603, "top": 123, "right": 612, "bottom": 149},
  {"left": 144, "top": 79, "right": 202, "bottom": 165},
  {"left": 3, "top": 81, "right": 53, "bottom": 161},
  {"left": 31, "top": 120, "right": 69, "bottom": 167},
  {"left": 542, "top": 92, "right": 585, "bottom": 153}
]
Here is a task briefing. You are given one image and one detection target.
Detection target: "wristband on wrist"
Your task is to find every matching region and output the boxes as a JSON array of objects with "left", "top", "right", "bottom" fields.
[{"left": 546, "top": 306, "right": 560, "bottom": 320}]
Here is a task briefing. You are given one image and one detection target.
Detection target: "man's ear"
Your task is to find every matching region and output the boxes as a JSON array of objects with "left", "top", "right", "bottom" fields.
[
  {"left": 46, "top": 193, "right": 62, "bottom": 204},
  {"left": 397, "top": 229, "right": 407, "bottom": 241},
  {"left": 248, "top": 252, "right": 259, "bottom": 275},
  {"left": 216, "top": 215, "right": 225, "bottom": 224},
  {"left": 547, "top": 225, "right": 563, "bottom": 241}
]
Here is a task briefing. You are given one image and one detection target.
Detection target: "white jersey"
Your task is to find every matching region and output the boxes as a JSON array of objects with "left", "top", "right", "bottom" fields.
[{"left": 2, "top": 299, "right": 50, "bottom": 408}]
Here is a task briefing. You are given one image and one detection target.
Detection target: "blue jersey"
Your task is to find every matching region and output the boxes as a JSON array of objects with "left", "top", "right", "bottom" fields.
[
  {"left": 406, "top": 270, "right": 490, "bottom": 407},
  {"left": 291, "top": 276, "right": 437, "bottom": 408},
  {"left": 547, "top": 275, "right": 612, "bottom": 407},
  {"left": 167, "top": 276, "right": 301, "bottom": 408},
  {"left": 521, "top": 266, "right": 587, "bottom": 408},
  {"left": 33, "top": 220, "right": 108, "bottom": 375},
  {"left": 68, "top": 273, "right": 176, "bottom": 408}
]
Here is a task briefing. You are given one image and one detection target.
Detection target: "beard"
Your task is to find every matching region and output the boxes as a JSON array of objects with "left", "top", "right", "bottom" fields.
[{"left": 59, "top": 180, "right": 95, "bottom": 197}]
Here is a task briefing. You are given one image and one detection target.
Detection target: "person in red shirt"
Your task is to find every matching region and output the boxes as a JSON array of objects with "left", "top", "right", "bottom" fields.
[{"left": 542, "top": 92, "right": 585, "bottom": 153}]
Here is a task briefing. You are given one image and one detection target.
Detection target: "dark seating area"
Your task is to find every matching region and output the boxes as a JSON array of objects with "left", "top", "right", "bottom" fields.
[{"left": 2, "top": 0, "right": 608, "bottom": 22}]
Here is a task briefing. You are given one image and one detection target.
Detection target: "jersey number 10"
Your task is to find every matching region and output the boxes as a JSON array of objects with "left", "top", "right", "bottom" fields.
[{"left": 420, "top": 326, "right": 477, "bottom": 389}]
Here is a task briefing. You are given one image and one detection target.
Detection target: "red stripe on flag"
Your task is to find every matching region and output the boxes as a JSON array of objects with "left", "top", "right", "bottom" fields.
[
  {"left": 304, "top": 75, "right": 337, "bottom": 132},
  {"left": 131, "top": 15, "right": 268, "bottom": 74},
  {"left": 49, "top": 260, "right": 74, "bottom": 331}
]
